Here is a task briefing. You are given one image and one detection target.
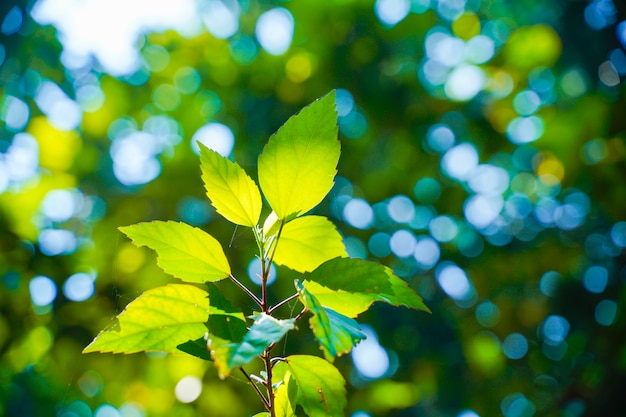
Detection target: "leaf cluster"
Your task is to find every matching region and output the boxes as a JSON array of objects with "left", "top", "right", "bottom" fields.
[{"left": 83, "top": 91, "right": 429, "bottom": 416}]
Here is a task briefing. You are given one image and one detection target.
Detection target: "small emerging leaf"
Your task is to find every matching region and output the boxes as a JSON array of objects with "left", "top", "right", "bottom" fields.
[
  {"left": 199, "top": 143, "right": 262, "bottom": 227},
  {"left": 119, "top": 221, "right": 230, "bottom": 283},
  {"left": 83, "top": 284, "right": 209, "bottom": 354},
  {"left": 271, "top": 215, "right": 347, "bottom": 273},
  {"left": 210, "top": 313, "right": 295, "bottom": 378},
  {"left": 305, "top": 257, "right": 430, "bottom": 317},
  {"left": 258, "top": 91, "right": 340, "bottom": 220},
  {"left": 296, "top": 280, "right": 366, "bottom": 361},
  {"left": 273, "top": 355, "right": 347, "bottom": 417}
]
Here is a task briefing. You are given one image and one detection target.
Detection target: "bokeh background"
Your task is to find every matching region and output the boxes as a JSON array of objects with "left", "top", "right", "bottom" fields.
[{"left": 1, "top": 0, "right": 626, "bottom": 416}]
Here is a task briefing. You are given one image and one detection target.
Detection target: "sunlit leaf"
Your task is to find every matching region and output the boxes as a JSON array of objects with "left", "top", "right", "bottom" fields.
[
  {"left": 252, "top": 414, "right": 270, "bottom": 417},
  {"left": 199, "top": 143, "right": 262, "bottom": 227},
  {"left": 119, "top": 221, "right": 230, "bottom": 283},
  {"left": 273, "top": 355, "right": 346, "bottom": 417},
  {"left": 304, "top": 257, "right": 430, "bottom": 318},
  {"left": 258, "top": 91, "right": 340, "bottom": 220},
  {"left": 210, "top": 313, "right": 295, "bottom": 378},
  {"left": 296, "top": 280, "right": 365, "bottom": 361},
  {"left": 83, "top": 284, "right": 209, "bottom": 354},
  {"left": 274, "top": 370, "right": 297, "bottom": 417},
  {"left": 271, "top": 215, "right": 347, "bottom": 273}
]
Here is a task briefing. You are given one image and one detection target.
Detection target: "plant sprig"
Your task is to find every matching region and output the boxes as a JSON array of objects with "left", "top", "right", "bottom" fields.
[{"left": 83, "top": 91, "right": 429, "bottom": 416}]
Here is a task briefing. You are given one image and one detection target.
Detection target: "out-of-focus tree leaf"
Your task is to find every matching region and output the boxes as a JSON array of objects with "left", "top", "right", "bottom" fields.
[
  {"left": 119, "top": 221, "right": 230, "bottom": 283},
  {"left": 258, "top": 90, "right": 340, "bottom": 220}
]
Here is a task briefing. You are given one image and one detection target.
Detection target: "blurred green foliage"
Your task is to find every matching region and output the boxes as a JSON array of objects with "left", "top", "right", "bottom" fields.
[{"left": 1, "top": 0, "right": 625, "bottom": 416}]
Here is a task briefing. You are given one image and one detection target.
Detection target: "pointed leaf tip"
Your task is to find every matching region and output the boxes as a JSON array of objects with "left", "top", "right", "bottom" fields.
[
  {"left": 199, "top": 143, "right": 262, "bottom": 227},
  {"left": 258, "top": 91, "right": 340, "bottom": 220},
  {"left": 305, "top": 257, "right": 430, "bottom": 317}
]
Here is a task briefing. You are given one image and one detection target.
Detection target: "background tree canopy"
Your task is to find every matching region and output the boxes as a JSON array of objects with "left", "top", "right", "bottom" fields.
[{"left": 1, "top": 0, "right": 625, "bottom": 416}]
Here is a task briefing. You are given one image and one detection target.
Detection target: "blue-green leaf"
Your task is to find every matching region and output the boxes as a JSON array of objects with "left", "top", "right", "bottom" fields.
[{"left": 296, "top": 280, "right": 366, "bottom": 361}]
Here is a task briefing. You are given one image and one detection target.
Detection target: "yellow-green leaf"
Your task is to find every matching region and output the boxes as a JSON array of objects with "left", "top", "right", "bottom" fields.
[
  {"left": 83, "top": 284, "right": 209, "bottom": 354},
  {"left": 273, "top": 355, "right": 346, "bottom": 417},
  {"left": 271, "top": 215, "right": 347, "bottom": 273},
  {"left": 274, "top": 371, "right": 297, "bottom": 417},
  {"left": 119, "top": 221, "right": 230, "bottom": 283},
  {"left": 258, "top": 91, "right": 340, "bottom": 220},
  {"left": 304, "top": 257, "right": 430, "bottom": 318},
  {"left": 199, "top": 143, "right": 262, "bottom": 227}
]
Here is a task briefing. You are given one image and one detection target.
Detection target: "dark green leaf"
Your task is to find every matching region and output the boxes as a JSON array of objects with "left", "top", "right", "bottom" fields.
[{"left": 305, "top": 257, "right": 430, "bottom": 317}]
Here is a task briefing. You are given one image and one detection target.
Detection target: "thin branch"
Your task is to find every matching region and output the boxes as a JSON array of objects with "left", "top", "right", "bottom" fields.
[
  {"left": 260, "top": 255, "right": 268, "bottom": 311},
  {"left": 263, "top": 349, "right": 276, "bottom": 417},
  {"left": 240, "top": 368, "right": 270, "bottom": 410},
  {"left": 294, "top": 307, "right": 308, "bottom": 322},
  {"left": 268, "top": 292, "right": 300, "bottom": 315},
  {"left": 229, "top": 274, "right": 262, "bottom": 307}
]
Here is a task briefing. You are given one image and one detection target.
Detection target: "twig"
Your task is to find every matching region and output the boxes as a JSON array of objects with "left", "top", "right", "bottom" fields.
[
  {"left": 263, "top": 349, "right": 276, "bottom": 417},
  {"left": 229, "top": 274, "right": 262, "bottom": 307},
  {"left": 268, "top": 292, "right": 300, "bottom": 315},
  {"left": 240, "top": 367, "right": 270, "bottom": 410},
  {"left": 294, "top": 307, "right": 308, "bottom": 322}
]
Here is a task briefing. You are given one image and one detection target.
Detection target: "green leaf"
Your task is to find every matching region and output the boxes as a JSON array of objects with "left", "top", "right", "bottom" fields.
[
  {"left": 177, "top": 337, "right": 212, "bottom": 361},
  {"left": 119, "top": 221, "right": 230, "bottom": 283},
  {"left": 304, "top": 257, "right": 430, "bottom": 318},
  {"left": 199, "top": 143, "right": 262, "bottom": 227},
  {"left": 210, "top": 313, "right": 295, "bottom": 378},
  {"left": 271, "top": 215, "right": 347, "bottom": 273},
  {"left": 206, "top": 283, "right": 247, "bottom": 342},
  {"left": 273, "top": 355, "right": 346, "bottom": 417},
  {"left": 296, "top": 280, "right": 366, "bottom": 361},
  {"left": 177, "top": 284, "right": 247, "bottom": 361},
  {"left": 274, "top": 371, "right": 298, "bottom": 417},
  {"left": 258, "top": 91, "right": 340, "bottom": 220},
  {"left": 83, "top": 284, "right": 209, "bottom": 354},
  {"left": 252, "top": 414, "right": 270, "bottom": 417}
]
